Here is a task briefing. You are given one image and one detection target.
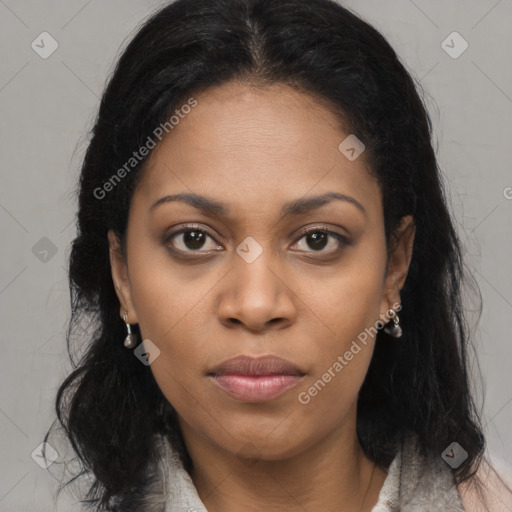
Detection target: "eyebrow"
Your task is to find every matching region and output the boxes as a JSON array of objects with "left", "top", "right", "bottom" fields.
[{"left": 150, "top": 191, "right": 366, "bottom": 217}]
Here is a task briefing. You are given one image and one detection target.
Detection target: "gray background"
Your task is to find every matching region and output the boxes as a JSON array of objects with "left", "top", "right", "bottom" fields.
[{"left": 1, "top": 0, "right": 511, "bottom": 509}]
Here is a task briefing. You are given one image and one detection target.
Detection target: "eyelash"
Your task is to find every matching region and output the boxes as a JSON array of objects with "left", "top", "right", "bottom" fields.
[{"left": 164, "top": 223, "right": 350, "bottom": 258}]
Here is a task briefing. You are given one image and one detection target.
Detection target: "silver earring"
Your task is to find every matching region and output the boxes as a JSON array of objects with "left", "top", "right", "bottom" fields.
[
  {"left": 383, "top": 308, "right": 402, "bottom": 338},
  {"left": 123, "top": 311, "right": 137, "bottom": 348}
]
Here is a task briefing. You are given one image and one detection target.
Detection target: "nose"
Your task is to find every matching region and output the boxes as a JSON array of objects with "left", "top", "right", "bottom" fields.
[{"left": 217, "top": 253, "right": 297, "bottom": 332}]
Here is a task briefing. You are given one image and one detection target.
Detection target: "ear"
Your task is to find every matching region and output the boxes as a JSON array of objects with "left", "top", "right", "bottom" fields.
[
  {"left": 380, "top": 215, "right": 415, "bottom": 314},
  {"left": 107, "top": 229, "right": 138, "bottom": 324}
]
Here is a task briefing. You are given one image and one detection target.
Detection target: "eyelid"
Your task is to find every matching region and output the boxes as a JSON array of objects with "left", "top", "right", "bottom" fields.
[
  {"left": 293, "top": 223, "right": 349, "bottom": 241},
  {"left": 166, "top": 223, "right": 217, "bottom": 239}
]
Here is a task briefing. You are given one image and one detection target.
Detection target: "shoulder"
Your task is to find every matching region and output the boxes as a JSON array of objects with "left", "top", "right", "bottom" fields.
[
  {"left": 457, "top": 458, "right": 512, "bottom": 512},
  {"left": 373, "top": 432, "right": 466, "bottom": 510}
]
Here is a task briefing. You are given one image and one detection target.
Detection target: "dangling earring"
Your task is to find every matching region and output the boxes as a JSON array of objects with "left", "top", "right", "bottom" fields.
[
  {"left": 383, "top": 308, "right": 402, "bottom": 338},
  {"left": 123, "top": 310, "right": 137, "bottom": 348}
]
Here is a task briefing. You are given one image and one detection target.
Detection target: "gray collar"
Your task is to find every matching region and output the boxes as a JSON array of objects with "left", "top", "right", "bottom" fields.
[{"left": 371, "top": 433, "right": 465, "bottom": 511}]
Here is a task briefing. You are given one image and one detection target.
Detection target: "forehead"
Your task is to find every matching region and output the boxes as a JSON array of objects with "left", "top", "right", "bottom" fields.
[{"left": 135, "top": 81, "right": 380, "bottom": 219}]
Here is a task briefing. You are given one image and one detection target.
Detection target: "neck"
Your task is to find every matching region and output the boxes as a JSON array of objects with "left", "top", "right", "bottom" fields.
[{"left": 180, "top": 408, "right": 387, "bottom": 512}]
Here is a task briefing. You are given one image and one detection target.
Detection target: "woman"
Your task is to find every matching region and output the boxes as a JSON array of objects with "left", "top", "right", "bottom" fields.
[{"left": 46, "top": 0, "right": 512, "bottom": 510}]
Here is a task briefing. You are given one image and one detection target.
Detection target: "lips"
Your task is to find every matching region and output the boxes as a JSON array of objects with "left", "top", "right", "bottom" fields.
[
  {"left": 208, "top": 355, "right": 305, "bottom": 402},
  {"left": 209, "top": 355, "right": 305, "bottom": 377}
]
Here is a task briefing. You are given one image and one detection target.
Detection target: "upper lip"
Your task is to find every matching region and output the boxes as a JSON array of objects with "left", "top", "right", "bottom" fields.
[{"left": 208, "top": 355, "right": 305, "bottom": 377}]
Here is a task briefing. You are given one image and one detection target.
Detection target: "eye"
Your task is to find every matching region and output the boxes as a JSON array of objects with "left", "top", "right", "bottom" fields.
[
  {"left": 291, "top": 226, "right": 350, "bottom": 254},
  {"left": 164, "top": 224, "right": 350, "bottom": 258},
  {"left": 165, "top": 225, "right": 223, "bottom": 254}
]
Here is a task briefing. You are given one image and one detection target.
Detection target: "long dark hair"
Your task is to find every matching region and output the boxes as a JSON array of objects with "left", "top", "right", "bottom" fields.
[{"left": 46, "top": 0, "right": 496, "bottom": 508}]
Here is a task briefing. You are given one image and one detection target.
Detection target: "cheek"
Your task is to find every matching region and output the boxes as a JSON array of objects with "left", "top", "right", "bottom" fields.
[
  {"left": 129, "top": 270, "right": 208, "bottom": 381},
  {"left": 126, "top": 251, "right": 223, "bottom": 409},
  {"left": 293, "top": 248, "right": 386, "bottom": 410},
  {"left": 292, "top": 286, "right": 381, "bottom": 443},
  {"left": 127, "top": 235, "right": 220, "bottom": 340},
  {"left": 136, "top": 302, "right": 209, "bottom": 421},
  {"left": 307, "top": 255, "right": 386, "bottom": 348}
]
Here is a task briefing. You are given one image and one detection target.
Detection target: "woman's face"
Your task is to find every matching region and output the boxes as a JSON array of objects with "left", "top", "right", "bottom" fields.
[{"left": 109, "top": 81, "right": 414, "bottom": 461}]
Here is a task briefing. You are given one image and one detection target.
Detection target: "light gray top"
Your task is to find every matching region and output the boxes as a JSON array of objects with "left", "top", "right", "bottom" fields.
[{"left": 115, "top": 432, "right": 466, "bottom": 511}]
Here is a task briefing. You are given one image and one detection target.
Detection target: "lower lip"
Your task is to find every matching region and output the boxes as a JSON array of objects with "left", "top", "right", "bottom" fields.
[{"left": 210, "top": 374, "right": 303, "bottom": 402}]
